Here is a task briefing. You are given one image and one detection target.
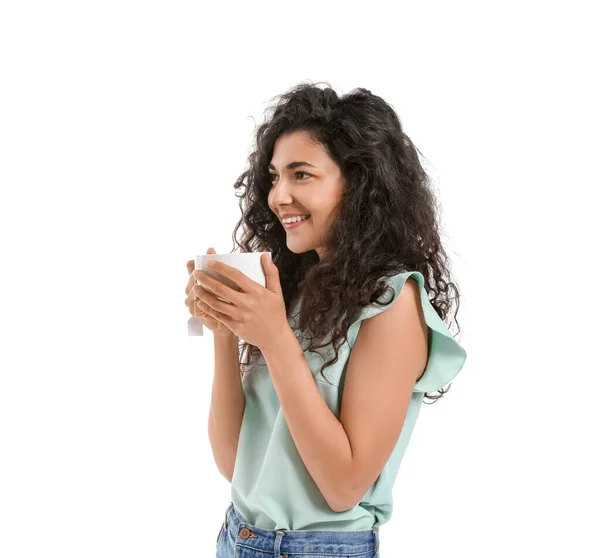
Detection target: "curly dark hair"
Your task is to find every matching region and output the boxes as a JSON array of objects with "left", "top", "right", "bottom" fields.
[{"left": 228, "top": 81, "right": 463, "bottom": 403}]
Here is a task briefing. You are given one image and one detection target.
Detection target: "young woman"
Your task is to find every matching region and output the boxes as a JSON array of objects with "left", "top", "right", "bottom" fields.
[{"left": 185, "top": 82, "right": 467, "bottom": 557}]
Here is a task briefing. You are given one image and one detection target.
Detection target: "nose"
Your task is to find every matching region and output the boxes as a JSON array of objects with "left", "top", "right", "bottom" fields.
[{"left": 269, "top": 175, "right": 294, "bottom": 210}]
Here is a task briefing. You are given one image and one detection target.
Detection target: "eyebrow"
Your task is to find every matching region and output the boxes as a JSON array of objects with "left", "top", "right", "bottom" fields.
[{"left": 268, "top": 161, "right": 318, "bottom": 171}]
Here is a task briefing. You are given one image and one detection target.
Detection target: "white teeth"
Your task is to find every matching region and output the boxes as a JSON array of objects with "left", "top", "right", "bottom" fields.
[{"left": 282, "top": 215, "right": 310, "bottom": 224}]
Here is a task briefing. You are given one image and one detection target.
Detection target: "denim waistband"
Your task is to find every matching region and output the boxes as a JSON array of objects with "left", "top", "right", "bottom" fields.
[{"left": 222, "top": 502, "right": 379, "bottom": 555}]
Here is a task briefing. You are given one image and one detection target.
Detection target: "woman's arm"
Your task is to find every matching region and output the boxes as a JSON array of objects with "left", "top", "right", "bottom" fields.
[
  {"left": 207, "top": 333, "right": 245, "bottom": 483},
  {"left": 261, "top": 330, "right": 353, "bottom": 511}
]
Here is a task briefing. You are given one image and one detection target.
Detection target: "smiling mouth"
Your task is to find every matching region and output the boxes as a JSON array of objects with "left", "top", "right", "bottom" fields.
[{"left": 283, "top": 215, "right": 311, "bottom": 229}]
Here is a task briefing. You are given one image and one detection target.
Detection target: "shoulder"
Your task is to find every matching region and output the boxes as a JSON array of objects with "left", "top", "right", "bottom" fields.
[
  {"left": 355, "top": 273, "right": 428, "bottom": 378},
  {"left": 348, "top": 269, "right": 467, "bottom": 395},
  {"left": 364, "top": 273, "right": 424, "bottom": 330}
]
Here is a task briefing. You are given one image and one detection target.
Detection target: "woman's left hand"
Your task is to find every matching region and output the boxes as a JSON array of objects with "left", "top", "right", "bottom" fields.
[{"left": 192, "top": 253, "right": 291, "bottom": 351}]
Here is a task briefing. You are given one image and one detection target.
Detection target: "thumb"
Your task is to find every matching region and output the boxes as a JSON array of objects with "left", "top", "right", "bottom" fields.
[{"left": 262, "top": 252, "right": 281, "bottom": 294}]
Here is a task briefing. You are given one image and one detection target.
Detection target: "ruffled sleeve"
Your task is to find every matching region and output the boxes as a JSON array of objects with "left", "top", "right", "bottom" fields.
[{"left": 348, "top": 270, "right": 467, "bottom": 393}]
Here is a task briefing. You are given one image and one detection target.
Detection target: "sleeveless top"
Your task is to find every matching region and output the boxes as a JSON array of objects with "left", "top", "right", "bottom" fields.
[{"left": 230, "top": 270, "right": 467, "bottom": 530}]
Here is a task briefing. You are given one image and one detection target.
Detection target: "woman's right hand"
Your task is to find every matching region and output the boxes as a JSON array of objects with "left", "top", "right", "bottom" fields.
[{"left": 185, "top": 247, "right": 237, "bottom": 338}]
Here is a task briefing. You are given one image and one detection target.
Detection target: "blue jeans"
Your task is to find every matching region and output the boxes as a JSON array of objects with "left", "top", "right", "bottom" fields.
[{"left": 216, "top": 502, "right": 381, "bottom": 557}]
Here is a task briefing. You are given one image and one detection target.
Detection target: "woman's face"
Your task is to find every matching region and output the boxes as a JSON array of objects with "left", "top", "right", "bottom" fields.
[{"left": 267, "top": 131, "right": 345, "bottom": 259}]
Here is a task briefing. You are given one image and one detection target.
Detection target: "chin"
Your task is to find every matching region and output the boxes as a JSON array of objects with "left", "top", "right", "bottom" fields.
[
  {"left": 286, "top": 242, "right": 317, "bottom": 255},
  {"left": 287, "top": 246, "right": 311, "bottom": 255}
]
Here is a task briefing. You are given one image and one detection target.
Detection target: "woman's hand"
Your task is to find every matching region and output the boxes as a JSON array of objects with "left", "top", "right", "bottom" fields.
[
  {"left": 185, "top": 247, "right": 237, "bottom": 337},
  {"left": 191, "top": 252, "right": 290, "bottom": 351}
]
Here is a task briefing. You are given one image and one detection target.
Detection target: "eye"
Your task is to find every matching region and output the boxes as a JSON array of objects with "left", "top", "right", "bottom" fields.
[{"left": 269, "top": 171, "right": 311, "bottom": 182}]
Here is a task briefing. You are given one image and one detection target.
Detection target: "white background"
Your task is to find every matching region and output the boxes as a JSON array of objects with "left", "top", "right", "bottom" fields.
[{"left": 1, "top": 1, "right": 598, "bottom": 556}]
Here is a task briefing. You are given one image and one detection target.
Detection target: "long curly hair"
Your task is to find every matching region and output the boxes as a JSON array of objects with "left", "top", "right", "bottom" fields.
[{"left": 228, "top": 81, "right": 463, "bottom": 403}]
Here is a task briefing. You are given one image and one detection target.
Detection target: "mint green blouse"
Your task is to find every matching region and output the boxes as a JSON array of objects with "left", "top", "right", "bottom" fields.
[{"left": 230, "top": 270, "right": 467, "bottom": 530}]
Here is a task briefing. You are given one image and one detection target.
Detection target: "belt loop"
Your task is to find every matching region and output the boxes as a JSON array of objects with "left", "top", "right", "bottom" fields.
[
  {"left": 223, "top": 502, "right": 233, "bottom": 532},
  {"left": 372, "top": 527, "right": 379, "bottom": 555},
  {"left": 274, "top": 530, "right": 285, "bottom": 557}
]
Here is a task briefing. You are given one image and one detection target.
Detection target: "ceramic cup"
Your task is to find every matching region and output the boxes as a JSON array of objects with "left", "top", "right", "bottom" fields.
[{"left": 187, "top": 251, "right": 270, "bottom": 336}]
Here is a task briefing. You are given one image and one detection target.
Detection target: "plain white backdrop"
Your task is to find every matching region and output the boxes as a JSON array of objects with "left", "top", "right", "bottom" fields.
[{"left": 1, "top": 1, "right": 598, "bottom": 556}]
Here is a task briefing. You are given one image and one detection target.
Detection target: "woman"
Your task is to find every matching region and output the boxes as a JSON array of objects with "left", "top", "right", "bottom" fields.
[{"left": 185, "top": 81, "right": 467, "bottom": 557}]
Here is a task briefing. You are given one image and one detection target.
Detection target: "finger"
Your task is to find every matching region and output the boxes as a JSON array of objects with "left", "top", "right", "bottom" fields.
[
  {"left": 187, "top": 248, "right": 215, "bottom": 293},
  {"left": 185, "top": 288, "right": 198, "bottom": 309},
  {"left": 196, "top": 298, "right": 231, "bottom": 329},
  {"left": 188, "top": 291, "right": 214, "bottom": 318},
  {"left": 185, "top": 279, "right": 207, "bottom": 308},
  {"left": 195, "top": 297, "right": 215, "bottom": 319},
  {"left": 191, "top": 270, "right": 243, "bottom": 309},
  {"left": 187, "top": 248, "right": 214, "bottom": 275},
  {"left": 195, "top": 298, "right": 208, "bottom": 315},
  {"left": 192, "top": 283, "right": 236, "bottom": 318},
  {"left": 191, "top": 301, "right": 210, "bottom": 319},
  {"left": 195, "top": 261, "right": 253, "bottom": 302},
  {"left": 185, "top": 270, "right": 198, "bottom": 296},
  {"left": 193, "top": 299, "right": 207, "bottom": 317}
]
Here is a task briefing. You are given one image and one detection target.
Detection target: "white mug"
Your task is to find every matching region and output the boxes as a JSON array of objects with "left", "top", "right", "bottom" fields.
[{"left": 187, "top": 252, "right": 270, "bottom": 336}]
